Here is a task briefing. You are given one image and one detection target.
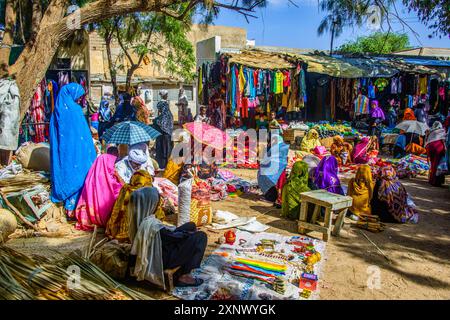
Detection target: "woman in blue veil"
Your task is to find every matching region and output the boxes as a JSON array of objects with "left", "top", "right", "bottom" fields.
[{"left": 50, "top": 83, "right": 97, "bottom": 212}]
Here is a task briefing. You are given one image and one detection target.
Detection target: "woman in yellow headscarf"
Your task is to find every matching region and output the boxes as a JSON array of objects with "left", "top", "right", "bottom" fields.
[
  {"left": 347, "top": 165, "right": 374, "bottom": 219},
  {"left": 106, "top": 170, "right": 154, "bottom": 242},
  {"left": 300, "top": 129, "right": 321, "bottom": 152}
]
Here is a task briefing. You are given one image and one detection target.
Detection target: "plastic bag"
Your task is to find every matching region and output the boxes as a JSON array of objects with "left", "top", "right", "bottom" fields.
[{"left": 177, "top": 178, "right": 193, "bottom": 227}]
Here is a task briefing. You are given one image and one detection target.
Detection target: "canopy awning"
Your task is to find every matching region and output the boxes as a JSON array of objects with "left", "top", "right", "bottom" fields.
[
  {"left": 337, "top": 57, "right": 399, "bottom": 78},
  {"left": 224, "top": 50, "right": 296, "bottom": 70}
]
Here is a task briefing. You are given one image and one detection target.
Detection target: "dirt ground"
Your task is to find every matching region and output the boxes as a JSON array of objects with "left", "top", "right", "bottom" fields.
[{"left": 4, "top": 169, "right": 450, "bottom": 300}]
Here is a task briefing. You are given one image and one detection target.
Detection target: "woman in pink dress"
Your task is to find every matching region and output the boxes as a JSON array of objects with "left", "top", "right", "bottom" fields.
[{"left": 75, "top": 152, "right": 124, "bottom": 231}]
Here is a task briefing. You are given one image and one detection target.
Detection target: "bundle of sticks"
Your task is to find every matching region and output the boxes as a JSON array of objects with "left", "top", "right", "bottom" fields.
[{"left": 355, "top": 214, "right": 385, "bottom": 233}]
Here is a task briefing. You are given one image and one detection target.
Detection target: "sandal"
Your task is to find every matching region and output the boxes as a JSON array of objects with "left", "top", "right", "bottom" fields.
[{"left": 176, "top": 278, "right": 204, "bottom": 287}]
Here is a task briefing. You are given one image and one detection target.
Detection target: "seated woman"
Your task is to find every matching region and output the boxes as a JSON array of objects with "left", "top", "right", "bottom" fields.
[
  {"left": 371, "top": 166, "right": 418, "bottom": 223},
  {"left": 115, "top": 143, "right": 155, "bottom": 184},
  {"left": 300, "top": 129, "right": 321, "bottom": 153},
  {"left": 106, "top": 170, "right": 154, "bottom": 242},
  {"left": 425, "top": 121, "right": 447, "bottom": 187},
  {"left": 75, "top": 153, "right": 124, "bottom": 231},
  {"left": 129, "top": 187, "right": 207, "bottom": 288},
  {"left": 330, "top": 136, "right": 353, "bottom": 165},
  {"left": 352, "top": 136, "right": 378, "bottom": 164},
  {"left": 281, "top": 161, "right": 310, "bottom": 220},
  {"left": 313, "top": 156, "right": 344, "bottom": 195},
  {"left": 347, "top": 165, "right": 374, "bottom": 221}
]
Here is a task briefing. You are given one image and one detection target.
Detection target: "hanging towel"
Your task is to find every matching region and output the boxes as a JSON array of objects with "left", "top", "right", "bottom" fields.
[{"left": 0, "top": 79, "right": 20, "bottom": 150}]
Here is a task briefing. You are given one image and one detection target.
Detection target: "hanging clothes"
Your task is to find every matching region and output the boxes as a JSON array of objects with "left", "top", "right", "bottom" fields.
[
  {"left": 419, "top": 75, "right": 428, "bottom": 95},
  {"left": 0, "top": 79, "right": 20, "bottom": 151},
  {"left": 354, "top": 94, "right": 369, "bottom": 115},
  {"left": 274, "top": 71, "right": 284, "bottom": 94},
  {"left": 29, "top": 79, "right": 47, "bottom": 143},
  {"left": 46, "top": 80, "right": 59, "bottom": 114},
  {"left": 58, "top": 71, "right": 69, "bottom": 89}
]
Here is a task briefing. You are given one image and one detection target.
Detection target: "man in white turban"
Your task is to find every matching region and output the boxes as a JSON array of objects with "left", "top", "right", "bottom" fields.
[{"left": 115, "top": 143, "right": 155, "bottom": 183}]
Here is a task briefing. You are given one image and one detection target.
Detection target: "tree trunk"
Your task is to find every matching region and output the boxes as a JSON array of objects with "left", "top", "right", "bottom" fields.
[
  {"left": 7, "top": 0, "right": 176, "bottom": 121},
  {"left": 0, "top": 0, "right": 17, "bottom": 77},
  {"left": 105, "top": 36, "right": 119, "bottom": 105},
  {"left": 31, "top": 0, "right": 43, "bottom": 41},
  {"left": 125, "top": 65, "right": 138, "bottom": 93}
]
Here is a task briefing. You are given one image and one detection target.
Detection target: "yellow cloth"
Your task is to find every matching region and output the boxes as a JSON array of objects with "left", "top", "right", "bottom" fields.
[
  {"left": 275, "top": 71, "right": 284, "bottom": 94},
  {"left": 163, "top": 158, "right": 182, "bottom": 185},
  {"left": 239, "top": 66, "right": 246, "bottom": 92},
  {"left": 419, "top": 76, "right": 428, "bottom": 95},
  {"left": 347, "top": 165, "right": 374, "bottom": 216},
  {"left": 300, "top": 129, "right": 321, "bottom": 152},
  {"left": 106, "top": 170, "right": 153, "bottom": 242},
  {"left": 406, "top": 143, "right": 426, "bottom": 156}
]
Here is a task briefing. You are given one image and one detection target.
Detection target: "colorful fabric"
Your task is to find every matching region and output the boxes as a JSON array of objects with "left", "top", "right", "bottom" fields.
[
  {"left": 354, "top": 94, "right": 369, "bottom": 115},
  {"left": 313, "top": 155, "right": 344, "bottom": 195},
  {"left": 75, "top": 154, "right": 123, "bottom": 231},
  {"left": 352, "top": 137, "right": 371, "bottom": 164},
  {"left": 300, "top": 129, "right": 321, "bottom": 152},
  {"left": 106, "top": 170, "right": 154, "bottom": 242},
  {"left": 347, "top": 165, "right": 374, "bottom": 216},
  {"left": 377, "top": 166, "right": 418, "bottom": 223},
  {"left": 50, "top": 83, "right": 97, "bottom": 210},
  {"left": 405, "top": 143, "right": 426, "bottom": 156},
  {"left": 281, "top": 161, "right": 311, "bottom": 219}
]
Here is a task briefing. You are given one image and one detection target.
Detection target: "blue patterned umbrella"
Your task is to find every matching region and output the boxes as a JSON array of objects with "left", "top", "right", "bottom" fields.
[{"left": 101, "top": 121, "right": 161, "bottom": 145}]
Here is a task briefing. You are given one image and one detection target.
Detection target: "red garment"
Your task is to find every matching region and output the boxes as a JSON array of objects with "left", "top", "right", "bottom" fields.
[
  {"left": 276, "top": 170, "right": 287, "bottom": 206},
  {"left": 426, "top": 140, "right": 446, "bottom": 187},
  {"left": 30, "top": 80, "right": 47, "bottom": 143},
  {"left": 240, "top": 97, "right": 249, "bottom": 118},
  {"left": 283, "top": 71, "right": 291, "bottom": 87}
]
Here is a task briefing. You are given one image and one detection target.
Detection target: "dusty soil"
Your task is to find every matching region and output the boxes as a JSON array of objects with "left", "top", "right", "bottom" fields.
[{"left": 4, "top": 169, "right": 450, "bottom": 300}]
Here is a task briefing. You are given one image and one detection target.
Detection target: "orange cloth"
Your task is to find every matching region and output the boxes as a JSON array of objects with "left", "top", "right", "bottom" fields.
[
  {"left": 403, "top": 108, "right": 416, "bottom": 121},
  {"left": 406, "top": 143, "right": 426, "bottom": 156}
]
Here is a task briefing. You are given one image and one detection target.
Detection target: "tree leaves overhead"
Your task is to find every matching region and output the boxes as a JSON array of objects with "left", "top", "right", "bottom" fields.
[
  {"left": 403, "top": 0, "right": 449, "bottom": 38},
  {"left": 338, "top": 31, "right": 411, "bottom": 54}
]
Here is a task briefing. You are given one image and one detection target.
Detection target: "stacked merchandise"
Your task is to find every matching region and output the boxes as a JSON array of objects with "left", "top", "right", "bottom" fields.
[
  {"left": 306, "top": 122, "right": 360, "bottom": 138},
  {"left": 389, "top": 154, "right": 429, "bottom": 178}
]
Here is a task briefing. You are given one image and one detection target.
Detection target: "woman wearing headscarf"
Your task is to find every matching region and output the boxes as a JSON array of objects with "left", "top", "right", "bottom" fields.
[
  {"left": 368, "top": 100, "right": 385, "bottom": 141},
  {"left": 176, "top": 87, "right": 189, "bottom": 126},
  {"left": 352, "top": 136, "right": 378, "bottom": 164},
  {"left": 281, "top": 161, "right": 311, "bottom": 220},
  {"left": 115, "top": 143, "right": 155, "bottom": 184},
  {"left": 330, "top": 136, "right": 353, "bottom": 165},
  {"left": 425, "top": 121, "right": 447, "bottom": 187},
  {"left": 347, "top": 165, "right": 374, "bottom": 220},
  {"left": 74, "top": 154, "right": 123, "bottom": 231},
  {"left": 50, "top": 83, "right": 97, "bottom": 213},
  {"left": 313, "top": 156, "right": 344, "bottom": 195},
  {"left": 129, "top": 187, "right": 207, "bottom": 288},
  {"left": 257, "top": 134, "right": 290, "bottom": 202},
  {"left": 154, "top": 90, "right": 174, "bottom": 169},
  {"left": 403, "top": 108, "right": 417, "bottom": 121},
  {"left": 300, "top": 129, "right": 321, "bottom": 153},
  {"left": 111, "top": 93, "right": 135, "bottom": 124},
  {"left": 98, "top": 96, "right": 112, "bottom": 138},
  {"left": 371, "top": 166, "right": 418, "bottom": 223},
  {"left": 131, "top": 95, "right": 151, "bottom": 125},
  {"left": 106, "top": 170, "right": 153, "bottom": 242}
]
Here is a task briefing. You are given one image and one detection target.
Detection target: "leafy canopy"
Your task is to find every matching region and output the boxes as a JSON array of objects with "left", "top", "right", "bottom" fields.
[{"left": 338, "top": 32, "right": 411, "bottom": 54}]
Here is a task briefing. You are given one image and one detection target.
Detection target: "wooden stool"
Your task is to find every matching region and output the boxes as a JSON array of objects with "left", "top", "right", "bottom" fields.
[
  {"left": 164, "top": 266, "right": 181, "bottom": 292},
  {"left": 298, "top": 190, "right": 353, "bottom": 241}
]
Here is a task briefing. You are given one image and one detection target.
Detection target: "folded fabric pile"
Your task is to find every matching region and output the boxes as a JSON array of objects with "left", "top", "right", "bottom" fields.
[
  {"left": 288, "top": 121, "right": 309, "bottom": 130},
  {"left": 391, "top": 154, "right": 429, "bottom": 178}
]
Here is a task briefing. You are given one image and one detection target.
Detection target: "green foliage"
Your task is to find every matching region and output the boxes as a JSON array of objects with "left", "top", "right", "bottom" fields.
[{"left": 338, "top": 32, "right": 411, "bottom": 54}]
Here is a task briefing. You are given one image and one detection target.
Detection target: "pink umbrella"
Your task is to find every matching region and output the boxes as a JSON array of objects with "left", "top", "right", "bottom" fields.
[{"left": 183, "top": 122, "right": 232, "bottom": 150}]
